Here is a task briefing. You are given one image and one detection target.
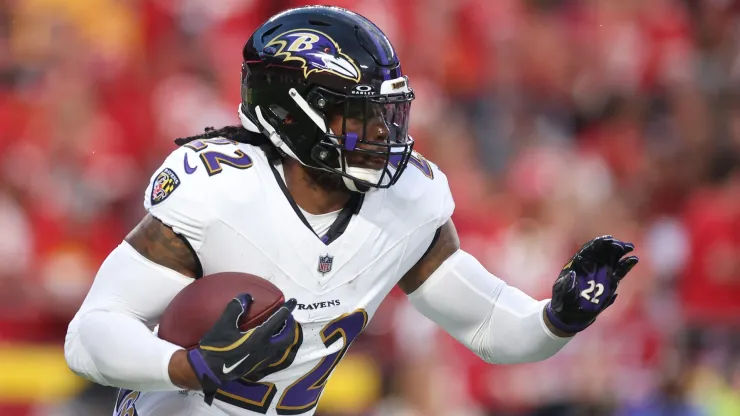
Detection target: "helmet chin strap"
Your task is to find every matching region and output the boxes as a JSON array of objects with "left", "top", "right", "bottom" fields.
[
  {"left": 340, "top": 161, "right": 381, "bottom": 193},
  {"left": 239, "top": 104, "right": 305, "bottom": 162},
  {"left": 238, "top": 104, "right": 261, "bottom": 133}
]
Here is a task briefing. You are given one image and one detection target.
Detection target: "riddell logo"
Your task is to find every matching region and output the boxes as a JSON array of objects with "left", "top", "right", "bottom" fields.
[{"left": 297, "top": 300, "right": 341, "bottom": 310}]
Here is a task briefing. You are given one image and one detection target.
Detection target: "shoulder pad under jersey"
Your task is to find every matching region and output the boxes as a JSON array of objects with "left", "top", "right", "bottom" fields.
[
  {"left": 143, "top": 138, "right": 261, "bottom": 252},
  {"left": 388, "top": 151, "right": 455, "bottom": 229}
]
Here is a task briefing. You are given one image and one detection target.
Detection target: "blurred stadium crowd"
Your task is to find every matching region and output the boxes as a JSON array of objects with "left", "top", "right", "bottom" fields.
[{"left": 1, "top": 0, "right": 740, "bottom": 415}]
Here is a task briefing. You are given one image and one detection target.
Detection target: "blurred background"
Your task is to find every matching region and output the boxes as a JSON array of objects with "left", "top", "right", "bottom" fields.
[{"left": 1, "top": 0, "right": 740, "bottom": 415}]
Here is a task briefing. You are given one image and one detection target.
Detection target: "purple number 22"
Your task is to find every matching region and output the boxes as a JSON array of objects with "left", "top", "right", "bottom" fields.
[
  {"left": 183, "top": 138, "right": 253, "bottom": 176},
  {"left": 389, "top": 151, "right": 434, "bottom": 179},
  {"left": 215, "top": 310, "right": 368, "bottom": 414}
]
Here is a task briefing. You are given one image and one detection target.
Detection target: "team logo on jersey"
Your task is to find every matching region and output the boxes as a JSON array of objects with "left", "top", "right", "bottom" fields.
[
  {"left": 318, "top": 254, "right": 334, "bottom": 275},
  {"left": 263, "top": 29, "right": 361, "bottom": 82},
  {"left": 150, "top": 168, "right": 181, "bottom": 205}
]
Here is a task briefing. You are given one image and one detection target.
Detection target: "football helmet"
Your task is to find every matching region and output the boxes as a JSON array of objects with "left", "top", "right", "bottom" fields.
[{"left": 239, "top": 6, "right": 415, "bottom": 192}]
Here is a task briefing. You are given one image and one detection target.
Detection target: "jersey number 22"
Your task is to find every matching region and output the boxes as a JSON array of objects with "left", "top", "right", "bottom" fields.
[{"left": 216, "top": 310, "right": 368, "bottom": 414}]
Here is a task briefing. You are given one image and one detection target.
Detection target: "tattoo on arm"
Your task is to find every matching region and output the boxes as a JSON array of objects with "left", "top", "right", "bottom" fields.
[
  {"left": 398, "top": 220, "right": 461, "bottom": 294},
  {"left": 125, "top": 214, "right": 201, "bottom": 279}
]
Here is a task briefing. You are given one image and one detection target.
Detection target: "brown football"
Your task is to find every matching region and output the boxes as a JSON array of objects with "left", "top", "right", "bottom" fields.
[{"left": 157, "top": 272, "right": 285, "bottom": 349}]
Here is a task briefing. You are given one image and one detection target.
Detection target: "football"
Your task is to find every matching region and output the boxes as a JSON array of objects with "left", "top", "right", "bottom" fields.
[{"left": 157, "top": 272, "right": 285, "bottom": 349}]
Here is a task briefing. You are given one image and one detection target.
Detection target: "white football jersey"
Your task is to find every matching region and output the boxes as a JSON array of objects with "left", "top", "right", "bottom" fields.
[{"left": 116, "top": 137, "right": 454, "bottom": 416}]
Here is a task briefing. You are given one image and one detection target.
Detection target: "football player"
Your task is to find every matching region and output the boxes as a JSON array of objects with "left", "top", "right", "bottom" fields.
[{"left": 64, "top": 6, "right": 639, "bottom": 416}]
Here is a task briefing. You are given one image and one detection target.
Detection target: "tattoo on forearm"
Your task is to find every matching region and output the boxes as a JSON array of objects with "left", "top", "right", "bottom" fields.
[
  {"left": 126, "top": 215, "right": 200, "bottom": 278},
  {"left": 398, "top": 220, "right": 460, "bottom": 294}
]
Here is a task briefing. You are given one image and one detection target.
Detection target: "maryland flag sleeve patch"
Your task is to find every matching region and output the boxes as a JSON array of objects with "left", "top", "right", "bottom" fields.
[{"left": 150, "top": 168, "right": 181, "bottom": 205}]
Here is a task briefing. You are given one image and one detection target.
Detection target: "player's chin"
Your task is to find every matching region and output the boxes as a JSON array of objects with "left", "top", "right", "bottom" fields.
[{"left": 306, "top": 166, "right": 346, "bottom": 192}]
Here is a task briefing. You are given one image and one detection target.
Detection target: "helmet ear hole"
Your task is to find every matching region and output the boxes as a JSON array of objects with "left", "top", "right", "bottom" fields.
[{"left": 306, "top": 90, "right": 332, "bottom": 112}]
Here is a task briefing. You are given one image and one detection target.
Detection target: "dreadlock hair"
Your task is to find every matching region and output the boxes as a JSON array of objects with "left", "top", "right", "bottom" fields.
[{"left": 174, "top": 125, "right": 283, "bottom": 163}]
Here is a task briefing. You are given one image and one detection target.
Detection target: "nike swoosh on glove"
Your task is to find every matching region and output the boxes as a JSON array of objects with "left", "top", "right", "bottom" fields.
[
  {"left": 546, "top": 235, "right": 639, "bottom": 334},
  {"left": 187, "top": 294, "right": 299, "bottom": 405}
]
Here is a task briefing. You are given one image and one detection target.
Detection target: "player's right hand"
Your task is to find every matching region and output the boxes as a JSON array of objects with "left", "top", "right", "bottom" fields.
[{"left": 186, "top": 294, "right": 298, "bottom": 405}]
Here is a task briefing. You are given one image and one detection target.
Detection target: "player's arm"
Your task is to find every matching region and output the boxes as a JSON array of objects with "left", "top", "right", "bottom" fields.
[
  {"left": 398, "top": 220, "right": 638, "bottom": 364},
  {"left": 64, "top": 147, "right": 218, "bottom": 391},
  {"left": 398, "top": 220, "right": 573, "bottom": 366},
  {"left": 65, "top": 145, "right": 298, "bottom": 400},
  {"left": 398, "top": 220, "right": 572, "bottom": 337},
  {"left": 125, "top": 216, "right": 298, "bottom": 404},
  {"left": 64, "top": 214, "right": 203, "bottom": 391},
  {"left": 126, "top": 215, "right": 203, "bottom": 390},
  {"left": 125, "top": 215, "right": 200, "bottom": 279},
  {"left": 66, "top": 146, "right": 214, "bottom": 392}
]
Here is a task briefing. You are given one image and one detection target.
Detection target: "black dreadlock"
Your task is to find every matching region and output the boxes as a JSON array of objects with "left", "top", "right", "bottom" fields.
[{"left": 174, "top": 125, "right": 283, "bottom": 163}]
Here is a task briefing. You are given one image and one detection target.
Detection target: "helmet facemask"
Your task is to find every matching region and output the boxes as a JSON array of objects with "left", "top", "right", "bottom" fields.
[
  {"left": 241, "top": 73, "right": 415, "bottom": 192},
  {"left": 302, "top": 77, "right": 415, "bottom": 192}
]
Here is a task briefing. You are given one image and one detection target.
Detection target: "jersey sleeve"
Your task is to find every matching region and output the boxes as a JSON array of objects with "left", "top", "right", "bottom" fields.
[
  {"left": 387, "top": 152, "right": 457, "bottom": 277},
  {"left": 143, "top": 146, "right": 213, "bottom": 253}
]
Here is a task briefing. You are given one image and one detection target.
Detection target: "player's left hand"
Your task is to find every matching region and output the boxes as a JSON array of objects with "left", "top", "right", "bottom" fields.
[{"left": 545, "top": 235, "right": 639, "bottom": 334}]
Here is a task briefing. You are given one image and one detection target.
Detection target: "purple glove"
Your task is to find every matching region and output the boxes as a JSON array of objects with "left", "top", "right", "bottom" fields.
[{"left": 546, "top": 235, "right": 639, "bottom": 333}]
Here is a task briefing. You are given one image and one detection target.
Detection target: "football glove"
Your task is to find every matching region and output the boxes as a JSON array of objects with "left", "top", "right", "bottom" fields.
[
  {"left": 187, "top": 294, "right": 298, "bottom": 405},
  {"left": 545, "top": 235, "right": 639, "bottom": 334}
]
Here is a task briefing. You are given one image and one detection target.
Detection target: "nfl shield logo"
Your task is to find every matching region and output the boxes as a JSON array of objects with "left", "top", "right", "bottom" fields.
[{"left": 318, "top": 254, "right": 333, "bottom": 275}]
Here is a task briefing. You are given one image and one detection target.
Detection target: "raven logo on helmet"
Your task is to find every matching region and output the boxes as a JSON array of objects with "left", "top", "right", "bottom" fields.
[{"left": 263, "top": 28, "right": 361, "bottom": 82}]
